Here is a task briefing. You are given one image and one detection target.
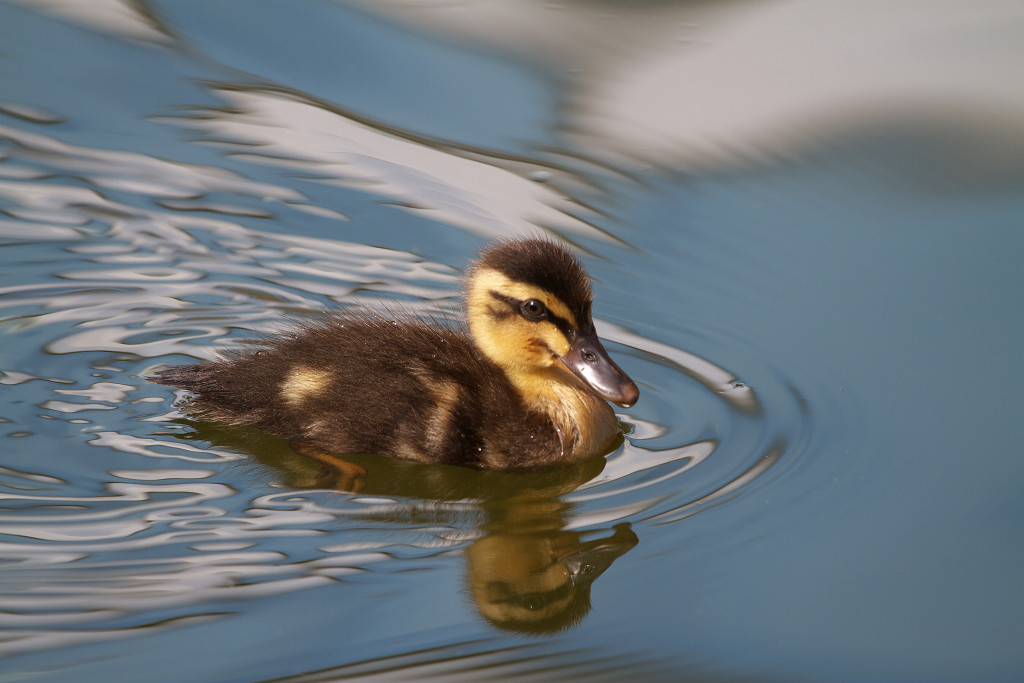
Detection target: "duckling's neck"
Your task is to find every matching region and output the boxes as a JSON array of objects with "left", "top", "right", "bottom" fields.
[{"left": 504, "top": 366, "right": 620, "bottom": 460}]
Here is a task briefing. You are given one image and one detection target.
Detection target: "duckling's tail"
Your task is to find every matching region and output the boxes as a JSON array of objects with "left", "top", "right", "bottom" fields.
[{"left": 149, "top": 363, "right": 213, "bottom": 393}]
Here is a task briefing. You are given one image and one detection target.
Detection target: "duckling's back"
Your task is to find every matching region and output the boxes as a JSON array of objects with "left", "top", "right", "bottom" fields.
[{"left": 153, "top": 314, "right": 564, "bottom": 469}]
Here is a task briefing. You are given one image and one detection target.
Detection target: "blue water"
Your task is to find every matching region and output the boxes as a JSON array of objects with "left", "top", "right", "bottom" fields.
[{"left": 1, "top": 1, "right": 1023, "bottom": 681}]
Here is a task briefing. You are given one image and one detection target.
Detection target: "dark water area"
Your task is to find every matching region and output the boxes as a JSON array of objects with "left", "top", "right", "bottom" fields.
[{"left": 1, "top": 1, "right": 1023, "bottom": 681}]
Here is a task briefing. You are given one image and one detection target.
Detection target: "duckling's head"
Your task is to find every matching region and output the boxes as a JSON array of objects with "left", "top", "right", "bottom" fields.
[{"left": 466, "top": 238, "right": 639, "bottom": 410}]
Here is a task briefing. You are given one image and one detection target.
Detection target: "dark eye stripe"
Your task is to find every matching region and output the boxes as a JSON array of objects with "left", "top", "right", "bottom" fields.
[
  {"left": 488, "top": 290, "right": 574, "bottom": 337},
  {"left": 484, "top": 303, "right": 515, "bottom": 322}
]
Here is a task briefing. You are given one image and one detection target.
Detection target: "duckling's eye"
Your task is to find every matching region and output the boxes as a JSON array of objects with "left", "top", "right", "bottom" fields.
[{"left": 519, "top": 299, "right": 548, "bottom": 321}]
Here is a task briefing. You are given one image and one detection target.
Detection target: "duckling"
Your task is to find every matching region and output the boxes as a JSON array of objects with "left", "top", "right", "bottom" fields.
[{"left": 151, "top": 238, "right": 639, "bottom": 470}]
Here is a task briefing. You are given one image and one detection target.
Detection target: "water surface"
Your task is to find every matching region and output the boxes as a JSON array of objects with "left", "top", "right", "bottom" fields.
[{"left": 1, "top": 1, "right": 1023, "bottom": 681}]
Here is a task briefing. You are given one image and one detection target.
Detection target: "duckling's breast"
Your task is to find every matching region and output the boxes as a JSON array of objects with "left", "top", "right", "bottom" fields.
[{"left": 500, "top": 366, "right": 622, "bottom": 463}]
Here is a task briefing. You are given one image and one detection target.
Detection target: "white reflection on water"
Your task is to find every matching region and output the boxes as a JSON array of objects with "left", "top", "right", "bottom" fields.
[
  {"left": 599, "top": 320, "right": 759, "bottom": 412},
  {"left": 0, "top": 123, "right": 461, "bottom": 361},
  {"left": 162, "top": 85, "right": 612, "bottom": 241},
  {"left": 39, "top": 401, "right": 115, "bottom": 413},
  {"left": 0, "top": 472, "right": 457, "bottom": 656},
  {"left": 0, "top": 123, "right": 298, "bottom": 204},
  {"left": 352, "top": 0, "right": 1024, "bottom": 177},
  {"left": 86, "top": 432, "right": 246, "bottom": 463},
  {"left": 6, "top": 0, "right": 174, "bottom": 45}
]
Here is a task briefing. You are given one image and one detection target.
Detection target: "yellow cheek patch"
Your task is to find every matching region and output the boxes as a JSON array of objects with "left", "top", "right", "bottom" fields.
[
  {"left": 281, "top": 366, "right": 332, "bottom": 406},
  {"left": 467, "top": 267, "right": 575, "bottom": 374},
  {"left": 468, "top": 268, "right": 579, "bottom": 329}
]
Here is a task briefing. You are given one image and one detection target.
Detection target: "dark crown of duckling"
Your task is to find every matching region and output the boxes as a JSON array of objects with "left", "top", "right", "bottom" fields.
[{"left": 152, "top": 238, "right": 638, "bottom": 470}]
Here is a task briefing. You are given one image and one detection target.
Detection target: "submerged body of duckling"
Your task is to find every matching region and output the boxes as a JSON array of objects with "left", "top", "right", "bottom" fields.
[{"left": 152, "top": 239, "right": 639, "bottom": 470}]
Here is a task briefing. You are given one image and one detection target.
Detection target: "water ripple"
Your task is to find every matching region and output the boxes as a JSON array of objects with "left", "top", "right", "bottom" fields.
[{"left": 0, "top": 103, "right": 814, "bottom": 652}]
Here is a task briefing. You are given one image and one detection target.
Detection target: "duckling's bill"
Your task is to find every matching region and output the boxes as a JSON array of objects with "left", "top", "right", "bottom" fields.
[{"left": 559, "top": 328, "right": 639, "bottom": 408}]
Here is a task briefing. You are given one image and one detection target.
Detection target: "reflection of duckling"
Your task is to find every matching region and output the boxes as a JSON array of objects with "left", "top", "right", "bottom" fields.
[
  {"left": 176, "top": 416, "right": 637, "bottom": 634},
  {"left": 467, "top": 521, "right": 638, "bottom": 634},
  {"left": 152, "top": 239, "right": 638, "bottom": 470}
]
